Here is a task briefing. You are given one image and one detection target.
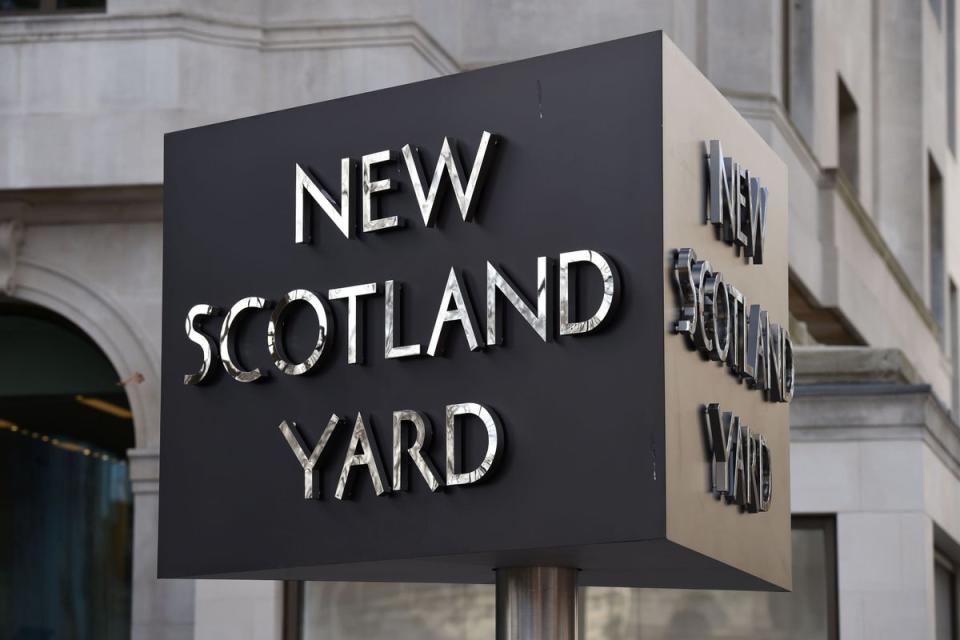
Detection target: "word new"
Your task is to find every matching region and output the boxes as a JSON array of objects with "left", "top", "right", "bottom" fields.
[
  {"left": 295, "top": 131, "right": 496, "bottom": 243},
  {"left": 708, "top": 139, "right": 768, "bottom": 264},
  {"left": 279, "top": 403, "right": 501, "bottom": 500},
  {"left": 704, "top": 403, "right": 772, "bottom": 512}
]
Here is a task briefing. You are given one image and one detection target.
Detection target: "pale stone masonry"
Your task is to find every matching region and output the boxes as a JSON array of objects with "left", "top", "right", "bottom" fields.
[{"left": 2, "top": 1, "right": 959, "bottom": 638}]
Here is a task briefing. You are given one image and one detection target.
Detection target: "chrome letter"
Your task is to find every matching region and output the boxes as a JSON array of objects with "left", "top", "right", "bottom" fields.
[
  {"left": 183, "top": 304, "right": 221, "bottom": 385},
  {"left": 445, "top": 403, "right": 502, "bottom": 487},
  {"left": 329, "top": 283, "right": 377, "bottom": 364},
  {"left": 392, "top": 410, "right": 442, "bottom": 492},
  {"left": 559, "top": 250, "right": 619, "bottom": 335}
]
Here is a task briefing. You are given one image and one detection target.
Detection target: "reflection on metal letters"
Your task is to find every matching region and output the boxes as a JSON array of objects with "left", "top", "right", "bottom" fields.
[
  {"left": 183, "top": 304, "right": 221, "bottom": 385},
  {"left": 690, "top": 259, "right": 714, "bottom": 354},
  {"left": 705, "top": 404, "right": 736, "bottom": 496},
  {"left": 672, "top": 248, "right": 699, "bottom": 339},
  {"left": 703, "top": 272, "right": 730, "bottom": 362},
  {"left": 220, "top": 296, "right": 272, "bottom": 383},
  {"left": 671, "top": 248, "right": 793, "bottom": 403},
  {"left": 704, "top": 403, "right": 772, "bottom": 513},
  {"left": 726, "top": 285, "right": 748, "bottom": 377},
  {"left": 384, "top": 280, "right": 422, "bottom": 359},
  {"left": 707, "top": 139, "right": 767, "bottom": 264},
  {"left": 445, "top": 403, "right": 502, "bottom": 487},
  {"left": 295, "top": 159, "right": 351, "bottom": 243},
  {"left": 427, "top": 268, "right": 482, "bottom": 356},
  {"left": 267, "top": 289, "right": 331, "bottom": 376},
  {"left": 329, "top": 283, "right": 377, "bottom": 364},
  {"left": 361, "top": 150, "right": 399, "bottom": 232},
  {"left": 401, "top": 131, "right": 496, "bottom": 226},
  {"left": 746, "top": 305, "right": 770, "bottom": 391},
  {"left": 335, "top": 413, "right": 389, "bottom": 500},
  {"left": 758, "top": 435, "right": 772, "bottom": 511},
  {"left": 767, "top": 323, "right": 795, "bottom": 402},
  {"left": 392, "top": 410, "right": 442, "bottom": 492},
  {"left": 485, "top": 258, "right": 549, "bottom": 345},
  {"left": 558, "top": 250, "right": 618, "bottom": 335},
  {"left": 279, "top": 416, "right": 340, "bottom": 500}
]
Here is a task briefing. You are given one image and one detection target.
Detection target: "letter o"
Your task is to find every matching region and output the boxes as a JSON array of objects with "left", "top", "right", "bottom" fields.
[
  {"left": 267, "top": 289, "right": 332, "bottom": 375},
  {"left": 704, "top": 272, "right": 730, "bottom": 362},
  {"left": 692, "top": 260, "right": 714, "bottom": 354}
]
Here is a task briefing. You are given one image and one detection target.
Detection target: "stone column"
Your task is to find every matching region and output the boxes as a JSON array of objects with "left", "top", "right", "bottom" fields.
[{"left": 128, "top": 448, "right": 196, "bottom": 640}]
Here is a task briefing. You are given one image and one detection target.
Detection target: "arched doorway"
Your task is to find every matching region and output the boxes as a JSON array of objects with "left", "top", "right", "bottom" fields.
[{"left": 0, "top": 297, "right": 133, "bottom": 639}]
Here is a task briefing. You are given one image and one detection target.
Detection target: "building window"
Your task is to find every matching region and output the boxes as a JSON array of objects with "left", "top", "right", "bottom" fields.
[
  {"left": 786, "top": 0, "right": 815, "bottom": 145},
  {"left": 837, "top": 76, "right": 860, "bottom": 195},
  {"left": 291, "top": 516, "right": 838, "bottom": 639},
  {"left": 0, "top": 0, "right": 105, "bottom": 13},
  {"left": 935, "top": 552, "right": 958, "bottom": 640},
  {"left": 930, "top": 154, "right": 946, "bottom": 335}
]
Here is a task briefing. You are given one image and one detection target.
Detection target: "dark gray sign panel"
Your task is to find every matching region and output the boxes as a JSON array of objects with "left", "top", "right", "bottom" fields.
[{"left": 159, "top": 31, "right": 791, "bottom": 590}]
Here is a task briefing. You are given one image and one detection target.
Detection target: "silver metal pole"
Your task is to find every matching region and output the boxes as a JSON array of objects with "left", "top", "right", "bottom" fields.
[{"left": 495, "top": 566, "right": 578, "bottom": 640}]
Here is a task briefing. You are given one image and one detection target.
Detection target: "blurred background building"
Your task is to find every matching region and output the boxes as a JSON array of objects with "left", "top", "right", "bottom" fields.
[{"left": 0, "top": 1, "right": 958, "bottom": 639}]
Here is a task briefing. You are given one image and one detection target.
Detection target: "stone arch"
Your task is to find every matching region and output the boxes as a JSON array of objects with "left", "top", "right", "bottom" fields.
[{"left": 10, "top": 257, "right": 159, "bottom": 450}]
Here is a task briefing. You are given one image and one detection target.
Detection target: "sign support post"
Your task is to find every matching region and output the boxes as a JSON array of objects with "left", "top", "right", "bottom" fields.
[{"left": 495, "top": 567, "right": 578, "bottom": 640}]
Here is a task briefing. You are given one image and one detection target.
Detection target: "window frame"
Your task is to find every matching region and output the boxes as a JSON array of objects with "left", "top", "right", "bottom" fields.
[
  {"left": 287, "top": 515, "right": 841, "bottom": 640},
  {"left": 0, "top": 0, "right": 106, "bottom": 16}
]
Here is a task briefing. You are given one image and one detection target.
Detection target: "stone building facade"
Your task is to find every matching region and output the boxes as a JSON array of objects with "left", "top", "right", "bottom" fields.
[{"left": 1, "top": 1, "right": 959, "bottom": 639}]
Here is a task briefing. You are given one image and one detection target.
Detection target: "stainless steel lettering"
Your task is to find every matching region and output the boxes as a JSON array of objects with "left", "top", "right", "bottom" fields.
[
  {"left": 329, "top": 283, "right": 377, "bottom": 364},
  {"left": 486, "top": 258, "right": 549, "bottom": 345},
  {"left": 220, "top": 296, "right": 272, "bottom": 383},
  {"left": 183, "top": 304, "right": 221, "bottom": 385},
  {"left": 267, "top": 289, "right": 331, "bottom": 375},
  {"left": 295, "top": 160, "right": 351, "bottom": 243},
  {"left": 361, "top": 150, "right": 399, "bottom": 232},
  {"left": 401, "top": 131, "right": 496, "bottom": 226},
  {"left": 427, "top": 268, "right": 482, "bottom": 356},
  {"left": 278, "top": 416, "right": 340, "bottom": 500},
  {"left": 335, "top": 413, "right": 389, "bottom": 500},
  {"left": 384, "top": 280, "right": 422, "bottom": 359},
  {"left": 445, "top": 403, "right": 502, "bottom": 487},
  {"left": 392, "top": 410, "right": 442, "bottom": 492},
  {"left": 558, "top": 250, "right": 618, "bottom": 335}
]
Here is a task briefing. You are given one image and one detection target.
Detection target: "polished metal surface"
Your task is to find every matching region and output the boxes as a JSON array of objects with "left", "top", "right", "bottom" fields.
[
  {"left": 703, "top": 271, "right": 730, "bottom": 362},
  {"left": 361, "top": 150, "right": 399, "bottom": 232},
  {"left": 726, "top": 284, "right": 746, "bottom": 375},
  {"left": 427, "top": 268, "right": 482, "bottom": 356},
  {"left": 672, "top": 247, "right": 698, "bottom": 338},
  {"left": 329, "top": 282, "right": 377, "bottom": 364},
  {"left": 495, "top": 567, "right": 577, "bottom": 640},
  {"left": 445, "top": 402, "right": 502, "bottom": 487},
  {"left": 705, "top": 403, "right": 735, "bottom": 496},
  {"left": 707, "top": 139, "right": 768, "bottom": 264},
  {"left": 384, "top": 280, "right": 422, "bottom": 359},
  {"left": 183, "top": 303, "right": 221, "bottom": 385},
  {"left": 401, "top": 131, "right": 496, "bottom": 226},
  {"left": 295, "top": 159, "right": 351, "bottom": 243},
  {"left": 267, "top": 289, "right": 330, "bottom": 375},
  {"left": 336, "top": 413, "right": 389, "bottom": 500},
  {"left": 558, "top": 250, "right": 618, "bottom": 336},
  {"left": 279, "top": 416, "right": 340, "bottom": 500},
  {"left": 391, "top": 410, "right": 442, "bottom": 492},
  {"left": 220, "top": 296, "right": 272, "bottom": 383},
  {"left": 486, "top": 258, "right": 549, "bottom": 345},
  {"left": 746, "top": 305, "right": 770, "bottom": 391}
]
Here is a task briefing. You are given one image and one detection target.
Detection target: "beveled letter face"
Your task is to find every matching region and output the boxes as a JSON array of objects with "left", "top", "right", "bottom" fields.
[
  {"left": 220, "top": 296, "right": 272, "bottom": 383},
  {"left": 267, "top": 289, "right": 331, "bottom": 376}
]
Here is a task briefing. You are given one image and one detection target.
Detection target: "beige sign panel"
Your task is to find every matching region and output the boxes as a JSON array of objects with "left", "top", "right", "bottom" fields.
[{"left": 663, "top": 38, "right": 791, "bottom": 590}]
